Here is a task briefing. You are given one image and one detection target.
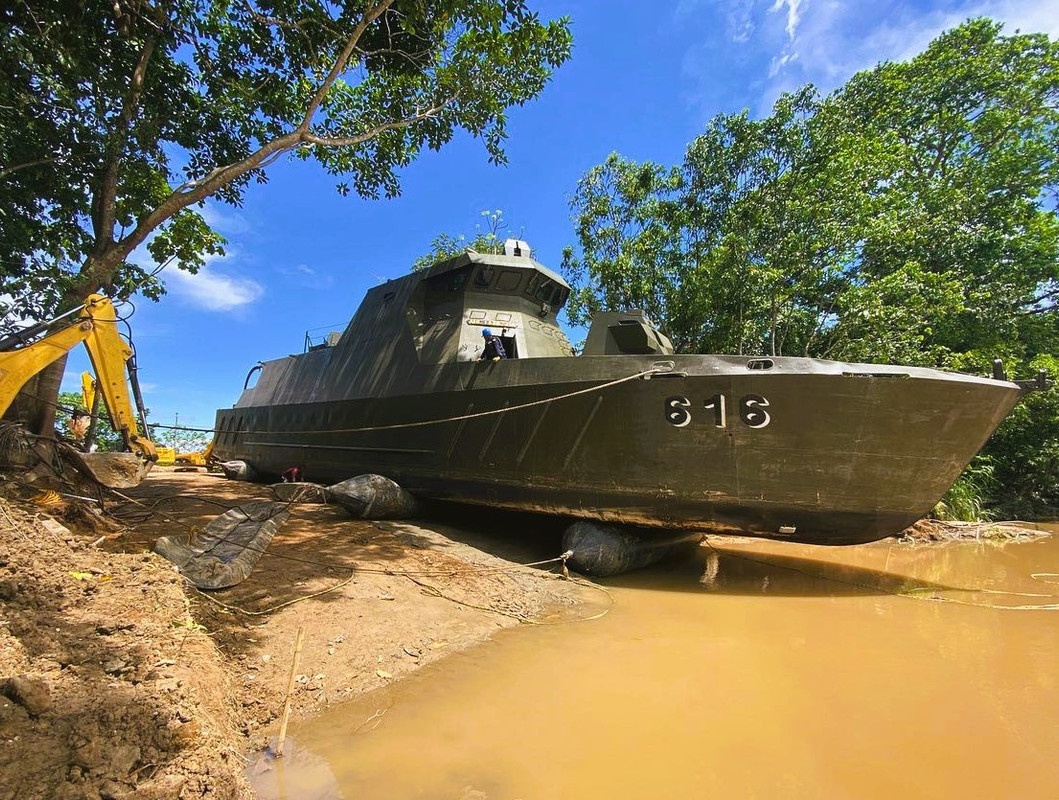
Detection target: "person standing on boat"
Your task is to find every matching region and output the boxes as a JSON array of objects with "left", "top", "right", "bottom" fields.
[{"left": 479, "top": 328, "right": 507, "bottom": 362}]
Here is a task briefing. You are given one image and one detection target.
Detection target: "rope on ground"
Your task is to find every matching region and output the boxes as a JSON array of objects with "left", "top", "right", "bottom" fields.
[
  {"left": 397, "top": 572, "right": 542, "bottom": 624},
  {"left": 104, "top": 487, "right": 571, "bottom": 580},
  {"left": 187, "top": 569, "right": 357, "bottom": 617},
  {"left": 29, "top": 466, "right": 610, "bottom": 623},
  {"left": 394, "top": 555, "right": 614, "bottom": 625},
  {"left": 95, "top": 486, "right": 605, "bottom": 622}
]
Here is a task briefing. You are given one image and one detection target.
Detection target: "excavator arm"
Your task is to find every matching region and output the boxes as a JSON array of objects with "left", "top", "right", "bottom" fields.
[{"left": 0, "top": 294, "right": 156, "bottom": 485}]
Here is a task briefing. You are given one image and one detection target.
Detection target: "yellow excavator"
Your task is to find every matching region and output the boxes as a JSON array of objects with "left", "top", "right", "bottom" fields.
[
  {"left": 174, "top": 441, "right": 217, "bottom": 470},
  {"left": 0, "top": 293, "right": 158, "bottom": 488},
  {"left": 84, "top": 372, "right": 217, "bottom": 471}
]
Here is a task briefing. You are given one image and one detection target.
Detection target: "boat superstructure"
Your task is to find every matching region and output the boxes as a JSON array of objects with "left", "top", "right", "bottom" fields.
[{"left": 213, "top": 245, "right": 1024, "bottom": 545}]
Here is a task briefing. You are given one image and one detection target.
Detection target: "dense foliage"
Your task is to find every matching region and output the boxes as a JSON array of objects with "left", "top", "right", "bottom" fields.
[
  {"left": 0, "top": 0, "right": 571, "bottom": 318},
  {"left": 0, "top": 0, "right": 571, "bottom": 438},
  {"left": 562, "top": 19, "right": 1058, "bottom": 513},
  {"left": 410, "top": 209, "right": 510, "bottom": 269}
]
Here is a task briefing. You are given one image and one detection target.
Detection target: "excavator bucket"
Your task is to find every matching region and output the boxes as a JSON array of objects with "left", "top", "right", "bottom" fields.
[{"left": 67, "top": 450, "right": 154, "bottom": 489}]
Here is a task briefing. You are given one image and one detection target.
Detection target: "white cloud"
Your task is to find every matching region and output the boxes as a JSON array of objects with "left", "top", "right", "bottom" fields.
[
  {"left": 166, "top": 254, "right": 264, "bottom": 311},
  {"left": 276, "top": 262, "right": 335, "bottom": 289},
  {"left": 783, "top": 0, "right": 1058, "bottom": 99},
  {"left": 768, "top": 50, "right": 798, "bottom": 77},
  {"left": 770, "top": 0, "right": 805, "bottom": 39},
  {"left": 198, "top": 203, "right": 253, "bottom": 236},
  {"left": 679, "top": 0, "right": 759, "bottom": 41},
  {"left": 986, "top": 0, "right": 1059, "bottom": 37},
  {"left": 684, "top": 0, "right": 1059, "bottom": 118}
]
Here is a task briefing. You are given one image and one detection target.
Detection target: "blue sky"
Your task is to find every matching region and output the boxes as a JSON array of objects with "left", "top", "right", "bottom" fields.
[{"left": 62, "top": 0, "right": 1059, "bottom": 435}]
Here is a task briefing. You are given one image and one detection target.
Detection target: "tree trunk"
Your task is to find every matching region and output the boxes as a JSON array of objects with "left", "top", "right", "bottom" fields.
[{"left": 29, "top": 356, "right": 66, "bottom": 438}]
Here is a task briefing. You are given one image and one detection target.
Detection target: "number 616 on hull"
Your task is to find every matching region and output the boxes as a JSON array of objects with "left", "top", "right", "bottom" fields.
[{"left": 665, "top": 394, "right": 772, "bottom": 429}]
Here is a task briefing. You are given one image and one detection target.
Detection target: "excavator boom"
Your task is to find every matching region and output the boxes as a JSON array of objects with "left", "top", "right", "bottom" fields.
[{"left": 0, "top": 294, "right": 156, "bottom": 487}]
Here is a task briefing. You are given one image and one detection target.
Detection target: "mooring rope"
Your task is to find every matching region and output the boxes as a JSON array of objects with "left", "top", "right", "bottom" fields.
[
  {"left": 244, "top": 365, "right": 669, "bottom": 438},
  {"left": 189, "top": 570, "right": 358, "bottom": 617},
  {"left": 39, "top": 365, "right": 668, "bottom": 441},
  {"left": 100, "top": 484, "right": 610, "bottom": 623}
]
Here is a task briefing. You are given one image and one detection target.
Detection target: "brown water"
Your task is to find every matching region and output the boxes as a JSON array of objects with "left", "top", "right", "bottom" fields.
[{"left": 253, "top": 527, "right": 1059, "bottom": 800}]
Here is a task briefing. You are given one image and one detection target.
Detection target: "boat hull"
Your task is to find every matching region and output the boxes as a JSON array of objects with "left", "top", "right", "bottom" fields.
[{"left": 213, "top": 355, "right": 1020, "bottom": 545}]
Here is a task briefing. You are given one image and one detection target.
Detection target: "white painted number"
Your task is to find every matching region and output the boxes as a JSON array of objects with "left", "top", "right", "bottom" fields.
[
  {"left": 664, "top": 396, "right": 692, "bottom": 427},
  {"left": 739, "top": 394, "right": 771, "bottom": 428},
  {"left": 665, "top": 394, "right": 772, "bottom": 429},
  {"left": 703, "top": 393, "right": 727, "bottom": 428}
]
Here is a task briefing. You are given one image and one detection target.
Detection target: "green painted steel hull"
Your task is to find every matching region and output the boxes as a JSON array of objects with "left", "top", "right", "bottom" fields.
[
  {"left": 214, "top": 252, "right": 1022, "bottom": 545},
  {"left": 214, "top": 353, "right": 1020, "bottom": 545}
]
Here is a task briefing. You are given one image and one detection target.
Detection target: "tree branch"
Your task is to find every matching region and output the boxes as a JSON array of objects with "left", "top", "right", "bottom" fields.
[
  {"left": 238, "top": 0, "right": 323, "bottom": 46},
  {"left": 0, "top": 157, "right": 59, "bottom": 181},
  {"left": 107, "top": 131, "right": 302, "bottom": 272},
  {"left": 355, "top": 43, "right": 433, "bottom": 70},
  {"left": 110, "top": 91, "right": 447, "bottom": 270},
  {"left": 1019, "top": 303, "right": 1058, "bottom": 316},
  {"left": 89, "top": 21, "right": 160, "bottom": 265},
  {"left": 1017, "top": 286, "right": 1059, "bottom": 315},
  {"left": 300, "top": 0, "right": 395, "bottom": 131},
  {"left": 301, "top": 99, "right": 452, "bottom": 147}
]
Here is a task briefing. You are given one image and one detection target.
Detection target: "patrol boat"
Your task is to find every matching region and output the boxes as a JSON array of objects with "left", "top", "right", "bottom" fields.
[{"left": 212, "top": 240, "right": 1030, "bottom": 545}]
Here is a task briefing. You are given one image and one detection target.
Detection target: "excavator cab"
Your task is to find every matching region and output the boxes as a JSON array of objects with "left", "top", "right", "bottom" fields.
[{"left": 0, "top": 294, "right": 157, "bottom": 488}]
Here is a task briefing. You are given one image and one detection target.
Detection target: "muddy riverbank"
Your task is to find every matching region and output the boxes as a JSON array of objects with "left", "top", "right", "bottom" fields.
[
  {"left": 1, "top": 467, "right": 1051, "bottom": 798},
  {"left": 264, "top": 526, "right": 1059, "bottom": 800},
  {"left": 0, "top": 493, "right": 251, "bottom": 800},
  {"left": 0, "top": 469, "right": 596, "bottom": 799}
]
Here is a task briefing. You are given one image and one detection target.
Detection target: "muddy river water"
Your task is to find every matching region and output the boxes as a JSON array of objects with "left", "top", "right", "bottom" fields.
[{"left": 252, "top": 526, "right": 1059, "bottom": 799}]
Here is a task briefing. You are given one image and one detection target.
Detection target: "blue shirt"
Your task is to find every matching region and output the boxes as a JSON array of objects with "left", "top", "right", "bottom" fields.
[{"left": 481, "top": 336, "right": 507, "bottom": 360}]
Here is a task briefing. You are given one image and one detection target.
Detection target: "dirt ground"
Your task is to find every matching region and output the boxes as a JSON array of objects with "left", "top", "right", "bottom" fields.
[
  {"left": 7, "top": 466, "right": 1045, "bottom": 800},
  {"left": 0, "top": 468, "right": 596, "bottom": 800}
]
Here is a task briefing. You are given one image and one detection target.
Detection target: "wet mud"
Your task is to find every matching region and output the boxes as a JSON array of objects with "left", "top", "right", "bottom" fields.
[{"left": 257, "top": 528, "right": 1059, "bottom": 800}]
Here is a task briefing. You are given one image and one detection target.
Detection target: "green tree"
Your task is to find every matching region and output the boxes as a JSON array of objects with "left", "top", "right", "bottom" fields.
[
  {"left": 980, "top": 354, "right": 1059, "bottom": 513},
  {"left": 411, "top": 209, "right": 510, "bottom": 269},
  {"left": 0, "top": 0, "right": 572, "bottom": 435},
  {"left": 565, "top": 19, "right": 1057, "bottom": 365},
  {"left": 825, "top": 18, "right": 1059, "bottom": 513},
  {"left": 562, "top": 18, "right": 1058, "bottom": 511},
  {"left": 54, "top": 392, "right": 125, "bottom": 452},
  {"left": 680, "top": 86, "right": 860, "bottom": 357},
  {"left": 153, "top": 425, "right": 213, "bottom": 454},
  {"left": 563, "top": 87, "right": 856, "bottom": 356},
  {"left": 824, "top": 18, "right": 1059, "bottom": 369},
  {"left": 561, "top": 155, "right": 685, "bottom": 343}
]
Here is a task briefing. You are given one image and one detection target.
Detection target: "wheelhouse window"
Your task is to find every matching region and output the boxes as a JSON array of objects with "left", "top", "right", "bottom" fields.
[
  {"left": 496, "top": 270, "right": 522, "bottom": 291},
  {"left": 474, "top": 266, "right": 495, "bottom": 288},
  {"left": 425, "top": 266, "right": 472, "bottom": 296},
  {"left": 528, "top": 278, "right": 568, "bottom": 307}
]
